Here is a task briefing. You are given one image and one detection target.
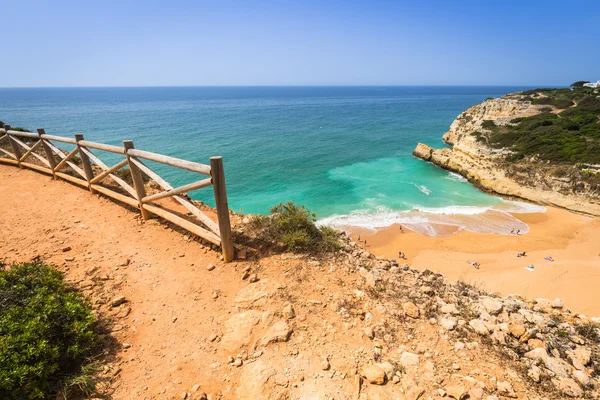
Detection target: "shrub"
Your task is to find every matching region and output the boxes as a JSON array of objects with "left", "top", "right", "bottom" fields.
[
  {"left": 489, "top": 92, "right": 600, "bottom": 164},
  {"left": 571, "top": 80, "right": 590, "bottom": 88},
  {"left": 247, "top": 202, "right": 341, "bottom": 254},
  {"left": 0, "top": 260, "right": 98, "bottom": 399}
]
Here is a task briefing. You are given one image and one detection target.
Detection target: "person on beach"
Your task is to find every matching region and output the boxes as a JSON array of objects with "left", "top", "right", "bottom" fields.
[
  {"left": 517, "top": 229, "right": 521, "bottom": 235},
  {"left": 357, "top": 234, "right": 361, "bottom": 241},
  {"left": 511, "top": 228, "right": 514, "bottom": 234},
  {"left": 399, "top": 226, "right": 403, "bottom": 233}
]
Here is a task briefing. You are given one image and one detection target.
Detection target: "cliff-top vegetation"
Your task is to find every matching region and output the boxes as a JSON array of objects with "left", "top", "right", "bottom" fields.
[{"left": 483, "top": 87, "right": 600, "bottom": 165}]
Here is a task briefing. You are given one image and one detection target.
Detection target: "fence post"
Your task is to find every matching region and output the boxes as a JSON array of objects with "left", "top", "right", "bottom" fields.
[
  {"left": 123, "top": 140, "right": 150, "bottom": 220},
  {"left": 37, "top": 129, "right": 57, "bottom": 176},
  {"left": 4, "top": 125, "right": 23, "bottom": 168},
  {"left": 210, "top": 156, "right": 234, "bottom": 262},
  {"left": 74, "top": 133, "right": 96, "bottom": 193}
]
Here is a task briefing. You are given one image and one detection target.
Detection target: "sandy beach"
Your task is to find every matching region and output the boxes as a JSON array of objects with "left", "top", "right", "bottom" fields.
[{"left": 349, "top": 207, "right": 600, "bottom": 316}]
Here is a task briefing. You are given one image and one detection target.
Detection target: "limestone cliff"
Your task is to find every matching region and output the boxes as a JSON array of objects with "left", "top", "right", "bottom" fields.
[{"left": 413, "top": 94, "right": 600, "bottom": 216}]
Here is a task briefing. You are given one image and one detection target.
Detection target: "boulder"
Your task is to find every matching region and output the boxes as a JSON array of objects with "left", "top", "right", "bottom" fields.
[
  {"left": 260, "top": 320, "right": 292, "bottom": 346},
  {"left": 552, "top": 377, "right": 583, "bottom": 398},
  {"left": 440, "top": 317, "right": 457, "bottom": 331},
  {"left": 481, "top": 297, "right": 503, "bottom": 315},
  {"left": 221, "top": 311, "right": 261, "bottom": 352},
  {"left": 399, "top": 352, "right": 420, "bottom": 371},
  {"left": 496, "top": 381, "right": 516, "bottom": 398},
  {"left": 469, "top": 319, "right": 489, "bottom": 335},
  {"left": 361, "top": 364, "right": 386, "bottom": 385}
]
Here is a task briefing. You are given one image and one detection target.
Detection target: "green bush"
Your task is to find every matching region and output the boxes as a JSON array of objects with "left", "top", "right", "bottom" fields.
[
  {"left": 248, "top": 202, "right": 341, "bottom": 253},
  {"left": 489, "top": 92, "right": 600, "bottom": 164},
  {"left": 0, "top": 260, "right": 98, "bottom": 399}
]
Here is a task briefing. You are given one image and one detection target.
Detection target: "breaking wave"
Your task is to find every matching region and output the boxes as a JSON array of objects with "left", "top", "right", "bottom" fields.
[{"left": 318, "top": 199, "right": 546, "bottom": 237}]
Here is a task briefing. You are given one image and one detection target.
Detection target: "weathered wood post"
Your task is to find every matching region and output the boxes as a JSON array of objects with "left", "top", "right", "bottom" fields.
[
  {"left": 37, "top": 129, "right": 57, "bottom": 177},
  {"left": 4, "top": 125, "right": 23, "bottom": 168},
  {"left": 210, "top": 156, "right": 234, "bottom": 262},
  {"left": 74, "top": 134, "right": 96, "bottom": 193},
  {"left": 123, "top": 140, "right": 150, "bottom": 220}
]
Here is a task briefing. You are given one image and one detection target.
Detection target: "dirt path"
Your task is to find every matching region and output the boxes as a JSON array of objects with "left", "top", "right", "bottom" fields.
[{"left": 0, "top": 166, "right": 239, "bottom": 397}]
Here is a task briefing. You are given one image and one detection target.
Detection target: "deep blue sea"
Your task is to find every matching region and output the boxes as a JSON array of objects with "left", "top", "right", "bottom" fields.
[{"left": 0, "top": 86, "right": 545, "bottom": 235}]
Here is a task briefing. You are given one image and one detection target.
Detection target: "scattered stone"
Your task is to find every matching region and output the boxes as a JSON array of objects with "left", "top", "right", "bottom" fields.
[
  {"left": 525, "top": 348, "right": 571, "bottom": 378},
  {"left": 439, "top": 317, "right": 457, "bottom": 331},
  {"left": 110, "top": 296, "right": 127, "bottom": 307},
  {"left": 212, "top": 291, "right": 219, "bottom": 299},
  {"left": 445, "top": 385, "right": 467, "bottom": 400},
  {"left": 233, "top": 358, "right": 243, "bottom": 367},
  {"left": 364, "top": 327, "right": 375, "bottom": 339},
  {"left": 399, "top": 352, "right": 420, "bottom": 371},
  {"left": 282, "top": 303, "right": 295, "bottom": 319},
  {"left": 508, "top": 322, "right": 526, "bottom": 338},
  {"left": 528, "top": 365, "right": 541, "bottom": 383},
  {"left": 553, "top": 377, "right": 583, "bottom": 398},
  {"left": 62, "top": 246, "right": 72, "bottom": 252},
  {"left": 469, "top": 319, "right": 488, "bottom": 335},
  {"left": 527, "top": 338, "right": 546, "bottom": 349},
  {"left": 206, "top": 264, "right": 215, "bottom": 271},
  {"left": 242, "top": 270, "right": 250, "bottom": 280},
  {"left": 321, "top": 358, "right": 330, "bottom": 371},
  {"left": 249, "top": 274, "right": 259, "bottom": 283},
  {"left": 374, "top": 362, "right": 395, "bottom": 380},
  {"left": 572, "top": 369, "right": 590, "bottom": 386},
  {"left": 208, "top": 333, "right": 218, "bottom": 342},
  {"left": 260, "top": 320, "right": 292, "bottom": 346},
  {"left": 361, "top": 364, "right": 386, "bottom": 385},
  {"left": 469, "top": 387, "right": 484, "bottom": 400},
  {"left": 481, "top": 297, "right": 503, "bottom": 315},
  {"left": 552, "top": 298, "right": 565, "bottom": 308},
  {"left": 440, "top": 303, "right": 459, "bottom": 315},
  {"left": 496, "top": 381, "right": 516, "bottom": 398},
  {"left": 221, "top": 311, "right": 261, "bottom": 352},
  {"left": 64, "top": 257, "right": 75, "bottom": 262},
  {"left": 403, "top": 302, "right": 419, "bottom": 318}
]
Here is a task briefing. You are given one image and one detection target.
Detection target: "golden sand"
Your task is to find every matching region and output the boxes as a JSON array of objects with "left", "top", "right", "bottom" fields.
[{"left": 348, "top": 207, "right": 600, "bottom": 316}]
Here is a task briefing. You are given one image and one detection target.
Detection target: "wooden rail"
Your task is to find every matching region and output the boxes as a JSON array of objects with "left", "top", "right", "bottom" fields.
[{"left": 0, "top": 124, "right": 234, "bottom": 262}]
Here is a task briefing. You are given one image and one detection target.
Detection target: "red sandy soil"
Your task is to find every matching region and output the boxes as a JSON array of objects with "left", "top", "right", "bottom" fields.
[{"left": 0, "top": 165, "right": 585, "bottom": 399}]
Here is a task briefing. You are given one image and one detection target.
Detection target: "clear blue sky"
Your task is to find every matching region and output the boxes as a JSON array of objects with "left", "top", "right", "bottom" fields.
[{"left": 1, "top": 0, "right": 599, "bottom": 87}]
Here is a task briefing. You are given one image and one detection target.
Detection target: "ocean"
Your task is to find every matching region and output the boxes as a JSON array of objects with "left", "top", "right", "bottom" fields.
[{"left": 0, "top": 86, "right": 545, "bottom": 235}]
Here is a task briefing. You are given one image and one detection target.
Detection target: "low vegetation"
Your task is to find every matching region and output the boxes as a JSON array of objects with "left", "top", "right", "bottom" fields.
[
  {"left": 241, "top": 202, "right": 341, "bottom": 254},
  {"left": 484, "top": 88, "right": 600, "bottom": 165},
  {"left": 0, "top": 259, "right": 100, "bottom": 399}
]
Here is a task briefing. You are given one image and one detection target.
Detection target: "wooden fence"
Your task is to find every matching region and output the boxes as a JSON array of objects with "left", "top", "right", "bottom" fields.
[{"left": 0, "top": 124, "right": 234, "bottom": 262}]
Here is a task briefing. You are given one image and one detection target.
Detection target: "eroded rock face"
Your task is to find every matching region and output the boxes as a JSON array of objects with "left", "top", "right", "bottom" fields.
[{"left": 411, "top": 96, "right": 600, "bottom": 216}]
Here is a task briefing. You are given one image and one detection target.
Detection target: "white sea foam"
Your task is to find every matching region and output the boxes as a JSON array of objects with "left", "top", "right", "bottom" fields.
[
  {"left": 445, "top": 172, "right": 468, "bottom": 182},
  {"left": 412, "top": 205, "right": 490, "bottom": 215},
  {"left": 318, "top": 199, "right": 545, "bottom": 237},
  {"left": 411, "top": 183, "right": 432, "bottom": 195}
]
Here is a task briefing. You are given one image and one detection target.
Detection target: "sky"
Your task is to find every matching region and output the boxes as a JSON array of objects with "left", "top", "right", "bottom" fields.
[{"left": 1, "top": 0, "right": 599, "bottom": 87}]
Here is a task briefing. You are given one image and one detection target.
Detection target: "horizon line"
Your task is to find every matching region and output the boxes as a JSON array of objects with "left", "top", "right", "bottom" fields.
[{"left": 0, "top": 84, "right": 563, "bottom": 90}]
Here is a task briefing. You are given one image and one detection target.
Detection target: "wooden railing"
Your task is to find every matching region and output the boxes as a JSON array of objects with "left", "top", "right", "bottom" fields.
[{"left": 0, "top": 124, "right": 234, "bottom": 262}]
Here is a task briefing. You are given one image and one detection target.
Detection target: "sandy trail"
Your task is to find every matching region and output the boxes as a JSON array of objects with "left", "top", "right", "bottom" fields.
[
  {"left": 0, "top": 166, "right": 238, "bottom": 397},
  {"left": 349, "top": 207, "right": 600, "bottom": 316}
]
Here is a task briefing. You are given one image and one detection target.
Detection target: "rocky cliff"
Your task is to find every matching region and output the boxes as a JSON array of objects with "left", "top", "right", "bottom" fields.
[{"left": 413, "top": 93, "right": 600, "bottom": 216}]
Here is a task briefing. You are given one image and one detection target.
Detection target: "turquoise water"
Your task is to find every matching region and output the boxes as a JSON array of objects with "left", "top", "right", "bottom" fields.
[{"left": 0, "top": 86, "right": 542, "bottom": 233}]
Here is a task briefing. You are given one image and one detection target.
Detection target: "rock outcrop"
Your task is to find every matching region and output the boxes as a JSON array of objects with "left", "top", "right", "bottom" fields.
[{"left": 413, "top": 96, "right": 600, "bottom": 215}]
